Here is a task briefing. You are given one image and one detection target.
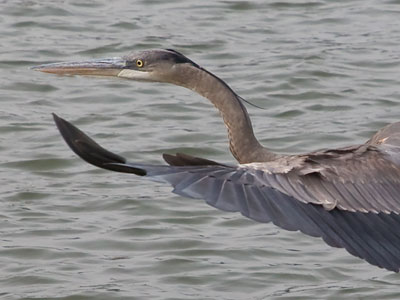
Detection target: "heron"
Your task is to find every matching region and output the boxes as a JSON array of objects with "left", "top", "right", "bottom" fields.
[{"left": 33, "top": 49, "right": 400, "bottom": 272}]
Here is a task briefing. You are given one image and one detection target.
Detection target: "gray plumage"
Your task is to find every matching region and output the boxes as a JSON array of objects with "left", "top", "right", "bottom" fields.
[{"left": 34, "top": 49, "right": 400, "bottom": 272}]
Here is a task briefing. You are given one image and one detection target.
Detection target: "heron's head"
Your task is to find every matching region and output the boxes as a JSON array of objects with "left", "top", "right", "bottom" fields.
[{"left": 33, "top": 49, "right": 201, "bottom": 85}]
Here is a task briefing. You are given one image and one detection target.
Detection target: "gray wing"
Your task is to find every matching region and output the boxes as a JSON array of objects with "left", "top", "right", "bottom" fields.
[
  {"left": 282, "top": 122, "right": 400, "bottom": 214},
  {"left": 53, "top": 114, "right": 400, "bottom": 272}
]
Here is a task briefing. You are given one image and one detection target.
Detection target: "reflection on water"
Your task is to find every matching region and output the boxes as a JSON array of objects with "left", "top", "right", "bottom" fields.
[{"left": 1, "top": 0, "right": 400, "bottom": 299}]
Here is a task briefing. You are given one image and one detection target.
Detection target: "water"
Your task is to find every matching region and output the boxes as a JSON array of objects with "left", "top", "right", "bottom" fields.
[{"left": 1, "top": 0, "right": 400, "bottom": 299}]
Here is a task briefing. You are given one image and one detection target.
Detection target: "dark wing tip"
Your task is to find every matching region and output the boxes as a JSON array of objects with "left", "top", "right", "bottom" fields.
[
  {"left": 52, "top": 113, "right": 146, "bottom": 175},
  {"left": 163, "top": 152, "right": 222, "bottom": 166}
]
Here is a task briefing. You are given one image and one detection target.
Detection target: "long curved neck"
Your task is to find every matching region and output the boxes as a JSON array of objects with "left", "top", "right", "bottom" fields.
[{"left": 172, "top": 65, "right": 278, "bottom": 164}]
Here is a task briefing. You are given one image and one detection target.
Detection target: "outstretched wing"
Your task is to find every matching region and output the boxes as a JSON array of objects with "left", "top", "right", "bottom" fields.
[
  {"left": 53, "top": 114, "right": 400, "bottom": 272},
  {"left": 239, "top": 122, "right": 400, "bottom": 215}
]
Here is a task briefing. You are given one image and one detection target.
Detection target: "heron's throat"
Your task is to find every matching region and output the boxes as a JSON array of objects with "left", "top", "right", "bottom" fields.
[{"left": 172, "top": 65, "right": 277, "bottom": 163}]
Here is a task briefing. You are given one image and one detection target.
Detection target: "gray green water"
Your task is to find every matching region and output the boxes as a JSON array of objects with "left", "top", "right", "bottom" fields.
[{"left": 1, "top": 0, "right": 400, "bottom": 299}]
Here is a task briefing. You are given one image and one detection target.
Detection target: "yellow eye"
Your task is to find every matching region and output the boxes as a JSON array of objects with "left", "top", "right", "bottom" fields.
[{"left": 136, "top": 59, "right": 144, "bottom": 68}]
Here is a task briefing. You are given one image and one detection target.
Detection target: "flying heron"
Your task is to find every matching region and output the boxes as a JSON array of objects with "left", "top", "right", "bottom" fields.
[{"left": 33, "top": 49, "right": 400, "bottom": 272}]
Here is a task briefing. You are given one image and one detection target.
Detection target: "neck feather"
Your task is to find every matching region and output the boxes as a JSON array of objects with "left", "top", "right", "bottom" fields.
[{"left": 172, "top": 65, "right": 277, "bottom": 163}]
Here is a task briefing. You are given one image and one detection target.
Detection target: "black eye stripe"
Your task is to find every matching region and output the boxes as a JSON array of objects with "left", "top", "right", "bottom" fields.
[
  {"left": 164, "top": 49, "right": 200, "bottom": 68},
  {"left": 123, "top": 50, "right": 199, "bottom": 69}
]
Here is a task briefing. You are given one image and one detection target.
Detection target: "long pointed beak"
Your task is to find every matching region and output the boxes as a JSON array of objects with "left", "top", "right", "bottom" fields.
[{"left": 32, "top": 57, "right": 127, "bottom": 76}]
